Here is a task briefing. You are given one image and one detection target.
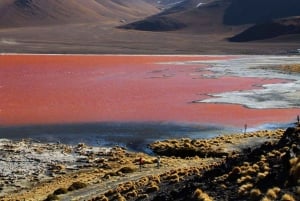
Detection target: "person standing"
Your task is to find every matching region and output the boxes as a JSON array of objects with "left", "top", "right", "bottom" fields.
[
  {"left": 139, "top": 157, "right": 143, "bottom": 171},
  {"left": 157, "top": 156, "right": 161, "bottom": 169}
]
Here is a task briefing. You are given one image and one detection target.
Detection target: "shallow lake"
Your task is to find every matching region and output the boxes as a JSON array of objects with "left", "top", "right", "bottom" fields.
[{"left": 0, "top": 54, "right": 299, "bottom": 152}]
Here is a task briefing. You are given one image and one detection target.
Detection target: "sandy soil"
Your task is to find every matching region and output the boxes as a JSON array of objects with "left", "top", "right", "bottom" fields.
[{"left": 0, "top": 21, "right": 300, "bottom": 54}]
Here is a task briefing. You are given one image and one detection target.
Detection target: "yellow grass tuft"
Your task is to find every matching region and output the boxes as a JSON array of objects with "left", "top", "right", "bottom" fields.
[
  {"left": 193, "top": 188, "right": 214, "bottom": 201},
  {"left": 149, "top": 175, "right": 161, "bottom": 184},
  {"left": 289, "top": 157, "right": 300, "bottom": 183},
  {"left": 193, "top": 188, "right": 203, "bottom": 198},
  {"left": 266, "top": 189, "right": 277, "bottom": 200},
  {"left": 253, "top": 164, "right": 260, "bottom": 171},
  {"left": 250, "top": 189, "right": 261, "bottom": 200},
  {"left": 272, "top": 187, "right": 281, "bottom": 194},
  {"left": 238, "top": 183, "right": 253, "bottom": 196},
  {"left": 146, "top": 184, "right": 160, "bottom": 193},
  {"left": 137, "top": 194, "right": 149, "bottom": 199},
  {"left": 296, "top": 186, "right": 300, "bottom": 195},
  {"left": 125, "top": 190, "right": 138, "bottom": 198},
  {"left": 246, "top": 167, "right": 257, "bottom": 175},
  {"left": 257, "top": 172, "right": 268, "bottom": 180},
  {"left": 96, "top": 195, "right": 109, "bottom": 201},
  {"left": 237, "top": 175, "right": 252, "bottom": 184},
  {"left": 281, "top": 193, "right": 295, "bottom": 201},
  {"left": 117, "top": 194, "right": 127, "bottom": 201},
  {"left": 105, "top": 189, "right": 116, "bottom": 197},
  {"left": 230, "top": 166, "right": 241, "bottom": 176},
  {"left": 261, "top": 196, "right": 271, "bottom": 201}
]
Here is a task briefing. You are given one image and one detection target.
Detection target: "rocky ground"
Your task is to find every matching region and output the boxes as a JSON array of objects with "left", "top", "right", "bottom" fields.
[{"left": 0, "top": 124, "right": 299, "bottom": 201}]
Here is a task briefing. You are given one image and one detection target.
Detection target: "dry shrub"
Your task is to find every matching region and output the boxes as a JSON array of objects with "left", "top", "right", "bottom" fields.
[
  {"left": 68, "top": 181, "right": 87, "bottom": 191},
  {"left": 53, "top": 187, "right": 68, "bottom": 195},
  {"left": 231, "top": 167, "right": 241, "bottom": 175},
  {"left": 281, "top": 194, "right": 295, "bottom": 201},
  {"left": 149, "top": 175, "right": 160, "bottom": 184},
  {"left": 261, "top": 196, "right": 271, "bottom": 201},
  {"left": 266, "top": 189, "right": 277, "bottom": 200},
  {"left": 250, "top": 189, "right": 261, "bottom": 200},
  {"left": 117, "top": 193, "right": 126, "bottom": 201},
  {"left": 192, "top": 168, "right": 200, "bottom": 175},
  {"left": 44, "top": 194, "right": 59, "bottom": 201},
  {"left": 263, "top": 165, "right": 270, "bottom": 172},
  {"left": 228, "top": 166, "right": 241, "bottom": 180},
  {"left": 237, "top": 175, "right": 252, "bottom": 184},
  {"left": 246, "top": 167, "right": 257, "bottom": 175},
  {"left": 167, "top": 173, "right": 179, "bottom": 180},
  {"left": 136, "top": 177, "right": 149, "bottom": 187},
  {"left": 137, "top": 194, "right": 149, "bottom": 200},
  {"left": 257, "top": 161, "right": 265, "bottom": 167},
  {"left": 116, "top": 185, "right": 126, "bottom": 194},
  {"left": 238, "top": 183, "right": 253, "bottom": 196},
  {"left": 296, "top": 186, "right": 300, "bottom": 195},
  {"left": 94, "top": 195, "right": 109, "bottom": 201},
  {"left": 169, "top": 176, "right": 180, "bottom": 184},
  {"left": 125, "top": 190, "right": 138, "bottom": 198},
  {"left": 253, "top": 164, "right": 260, "bottom": 171},
  {"left": 146, "top": 184, "right": 159, "bottom": 193},
  {"left": 118, "top": 166, "right": 137, "bottom": 173},
  {"left": 267, "top": 152, "right": 276, "bottom": 158},
  {"left": 103, "top": 174, "right": 111, "bottom": 180},
  {"left": 289, "top": 157, "right": 300, "bottom": 183},
  {"left": 257, "top": 172, "right": 268, "bottom": 180},
  {"left": 105, "top": 189, "right": 117, "bottom": 197},
  {"left": 193, "top": 188, "right": 203, "bottom": 198},
  {"left": 177, "top": 169, "right": 186, "bottom": 176},
  {"left": 192, "top": 188, "right": 214, "bottom": 201},
  {"left": 272, "top": 187, "right": 281, "bottom": 194}
]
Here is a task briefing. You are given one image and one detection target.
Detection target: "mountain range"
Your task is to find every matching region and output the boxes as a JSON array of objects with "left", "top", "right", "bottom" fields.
[{"left": 0, "top": 0, "right": 299, "bottom": 54}]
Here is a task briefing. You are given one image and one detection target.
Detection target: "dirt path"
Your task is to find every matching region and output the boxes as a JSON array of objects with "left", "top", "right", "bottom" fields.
[{"left": 59, "top": 158, "right": 217, "bottom": 201}]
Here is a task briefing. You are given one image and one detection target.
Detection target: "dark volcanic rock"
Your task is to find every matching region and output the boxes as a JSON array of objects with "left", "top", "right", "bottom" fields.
[
  {"left": 229, "top": 17, "right": 300, "bottom": 42},
  {"left": 119, "top": 16, "right": 186, "bottom": 31},
  {"left": 223, "top": 0, "right": 300, "bottom": 25}
]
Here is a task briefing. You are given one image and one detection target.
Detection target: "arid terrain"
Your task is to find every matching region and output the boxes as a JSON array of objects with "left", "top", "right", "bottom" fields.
[
  {"left": 0, "top": 124, "right": 299, "bottom": 201},
  {"left": 0, "top": 1, "right": 300, "bottom": 201},
  {"left": 0, "top": 0, "right": 300, "bottom": 54}
]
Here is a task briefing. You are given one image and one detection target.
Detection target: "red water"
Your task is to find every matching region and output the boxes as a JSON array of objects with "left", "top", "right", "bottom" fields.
[{"left": 0, "top": 55, "right": 299, "bottom": 127}]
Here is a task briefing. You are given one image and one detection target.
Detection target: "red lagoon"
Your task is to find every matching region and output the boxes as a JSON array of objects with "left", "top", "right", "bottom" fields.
[{"left": 0, "top": 54, "right": 299, "bottom": 127}]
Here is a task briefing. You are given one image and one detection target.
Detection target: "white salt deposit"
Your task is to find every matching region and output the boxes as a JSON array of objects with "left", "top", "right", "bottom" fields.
[
  {"left": 162, "top": 55, "right": 300, "bottom": 109},
  {"left": 0, "top": 139, "right": 111, "bottom": 196}
]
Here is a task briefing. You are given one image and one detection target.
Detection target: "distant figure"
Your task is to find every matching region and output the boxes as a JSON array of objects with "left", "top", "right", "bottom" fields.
[
  {"left": 297, "top": 115, "right": 299, "bottom": 125},
  {"left": 157, "top": 156, "right": 161, "bottom": 169},
  {"left": 139, "top": 157, "right": 143, "bottom": 171},
  {"left": 244, "top": 124, "right": 247, "bottom": 134}
]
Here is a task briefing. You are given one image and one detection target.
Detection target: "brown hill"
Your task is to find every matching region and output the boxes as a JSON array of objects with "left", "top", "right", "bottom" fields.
[
  {"left": 121, "top": 0, "right": 300, "bottom": 41},
  {"left": 0, "top": 0, "right": 159, "bottom": 28},
  {"left": 120, "top": 0, "right": 238, "bottom": 33},
  {"left": 1, "top": 0, "right": 300, "bottom": 54}
]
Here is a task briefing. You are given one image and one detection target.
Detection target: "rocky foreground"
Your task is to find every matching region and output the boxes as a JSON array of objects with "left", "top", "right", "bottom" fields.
[{"left": 0, "top": 125, "right": 299, "bottom": 201}]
